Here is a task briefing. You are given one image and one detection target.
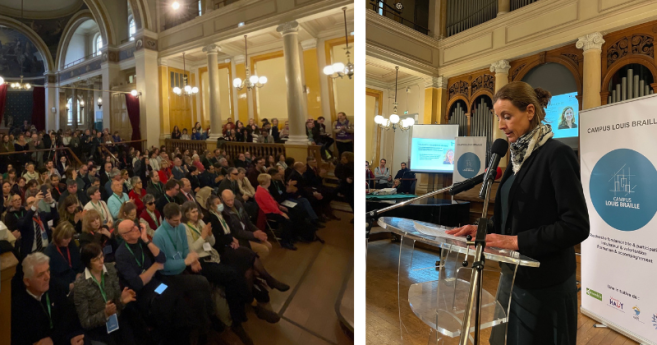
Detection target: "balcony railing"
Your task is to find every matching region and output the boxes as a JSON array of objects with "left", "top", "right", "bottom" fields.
[
  {"left": 369, "top": 0, "right": 430, "bottom": 35},
  {"left": 446, "top": 0, "right": 541, "bottom": 37},
  {"left": 63, "top": 52, "right": 101, "bottom": 69}
]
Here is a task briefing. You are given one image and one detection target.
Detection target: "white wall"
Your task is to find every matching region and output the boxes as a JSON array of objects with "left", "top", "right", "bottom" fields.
[{"left": 65, "top": 33, "right": 86, "bottom": 66}]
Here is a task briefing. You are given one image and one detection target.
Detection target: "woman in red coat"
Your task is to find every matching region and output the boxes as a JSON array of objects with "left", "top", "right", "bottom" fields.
[
  {"left": 254, "top": 174, "right": 297, "bottom": 250},
  {"left": 128, "top": 176, "right": 147, "bottom": 215}
]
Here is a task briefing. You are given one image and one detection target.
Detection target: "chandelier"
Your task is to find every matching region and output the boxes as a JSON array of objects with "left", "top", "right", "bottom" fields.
[
  {"left": 173, "top": 52, "right": 199, "bottom": 96},
  {"left": 233, "top": 35, "right": 267, "bottom": 91},
  {"left": 9, "top": 76, "right": 32, "bottom": 90},
  {"left": 374, "top": 66, "right": 414, "bottom": 131},
  {"left": 324, "top": 7, "right": 354, "bottom": 79}
]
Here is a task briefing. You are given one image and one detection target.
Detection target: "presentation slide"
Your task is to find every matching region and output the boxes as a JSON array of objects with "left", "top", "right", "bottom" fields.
[
  {"left": 411, "top": 139, "right": 455, "bottom": 173},
  {"left": 409, "top": 124, "right": 459, "bottom": 173},
  {"left": 544, "top": 91, "right": 579, "bottom": 139}
]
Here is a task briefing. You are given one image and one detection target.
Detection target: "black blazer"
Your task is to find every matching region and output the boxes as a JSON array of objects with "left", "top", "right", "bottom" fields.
[
  {"left": 492, "top": 138, "right": 589, "bottom": 289},
  {"left": 17, "top": 205, "right": 59, "bottom": 259}
]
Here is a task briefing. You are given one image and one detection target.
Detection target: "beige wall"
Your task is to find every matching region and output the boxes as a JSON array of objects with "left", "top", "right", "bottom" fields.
[
  {"left": 331, "top": 43, "right": 355, "bottom": 118},
  {"left": 254, "top": 56, "right": 289, "bottom": 123},
  {"left": 366, "top": 94, "right": 377, "bottom": 163}
]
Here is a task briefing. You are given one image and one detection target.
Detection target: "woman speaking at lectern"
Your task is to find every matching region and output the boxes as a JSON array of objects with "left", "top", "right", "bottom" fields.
[{"left": 447, "top": 81, "right": 590, "bottom": 345}]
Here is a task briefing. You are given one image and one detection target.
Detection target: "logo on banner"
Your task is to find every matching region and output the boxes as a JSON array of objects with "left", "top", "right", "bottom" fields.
[
  {"left": 456, "top": 152, "right": 481, "bottom": 179},
  {"left": 632, "top": 306, "right": 644, "bottom": 323},
  {"left": 609, "top": 297, "right": 624, "bottom": 311},
  {"left": 652, "top": 313, "right": 657, "bottom": 330},
  {"left": 590, "top": 149, "right": 657, "bottom": 231},
  {"left": 586, "top": 288, "right": 602, "bottom": 301}
]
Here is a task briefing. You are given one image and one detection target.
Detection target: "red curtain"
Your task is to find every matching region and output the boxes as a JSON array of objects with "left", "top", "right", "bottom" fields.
[
  {"left": 125, "top": 94, "right": 141, "bottom": 141},
  {"left": 32, "top": 87, "right": 46, "bottom": 131},
  {"left": 0, "top": 84, "right": 7, "bottom": 124}
]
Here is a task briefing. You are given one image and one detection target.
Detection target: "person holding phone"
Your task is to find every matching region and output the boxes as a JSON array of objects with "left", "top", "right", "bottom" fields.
[
  {"left": 16, "top": 190, "right": 58, "bottom": 259},
  {"left": 74, "top": 243, "right": 139, "bottom": 345},
  {"left": 115, "top": 220, "right": 195, "bottom": 345}
]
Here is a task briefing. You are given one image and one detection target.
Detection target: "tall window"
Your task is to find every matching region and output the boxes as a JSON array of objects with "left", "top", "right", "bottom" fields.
[
  {"left": 95, "top": 34, "right": 103, "bottom": 56},
  {"left": 67, "top": 98, "right": 84, "bottom": 126},
  {"left": 198, "top": 0, "right": 202, "bottom": 16},
  {"left": 129, "top": 19, "right": 136, "bottom": 41}
]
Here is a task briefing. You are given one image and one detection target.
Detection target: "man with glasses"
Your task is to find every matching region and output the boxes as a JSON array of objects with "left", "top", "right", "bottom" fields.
[{"left": 217, "top": 167, "right": 243, "bottom": 200}]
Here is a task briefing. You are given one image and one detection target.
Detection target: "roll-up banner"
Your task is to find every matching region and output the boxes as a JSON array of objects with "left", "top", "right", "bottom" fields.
[
  {"left": 580, "top": 94, "right": 657, "bottom": 345},
  {"left": 452, "top": 136, "right": 487, "bottom": 184}
]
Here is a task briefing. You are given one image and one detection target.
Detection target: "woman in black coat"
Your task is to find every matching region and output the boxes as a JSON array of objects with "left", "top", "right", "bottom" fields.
[{"left": 447, "top": 82, "right": 589, "bottom": 345}]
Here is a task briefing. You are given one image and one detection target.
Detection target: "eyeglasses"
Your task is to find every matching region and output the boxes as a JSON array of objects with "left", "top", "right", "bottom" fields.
[
  {"left": 147, "top": 202, "right": 155, "bottom": 205},
  {"left": 231, "top": 173, "right": 238, "bottom": 176}
]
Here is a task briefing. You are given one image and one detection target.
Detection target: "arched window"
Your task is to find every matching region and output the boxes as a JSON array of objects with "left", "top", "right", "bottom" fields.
[
  {"left": 129, "top": 19, "right": 136, "bottom": 41},
  {"left": 95, "top": 34, "right": 103, "bottom": 56}
]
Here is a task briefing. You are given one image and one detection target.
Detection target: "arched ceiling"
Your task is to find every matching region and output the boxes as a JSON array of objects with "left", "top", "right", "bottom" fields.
[{"left": 0, "top": 0, "right": 84, "bottom": 20}]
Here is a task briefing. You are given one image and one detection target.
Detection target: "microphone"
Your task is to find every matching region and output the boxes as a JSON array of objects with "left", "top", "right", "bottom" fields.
[
  {"left": 479, "top": 139, "right": 509, "bottom": 199},
  {"left": 449, "top": 167, "right": 502, "bottom": 195}
]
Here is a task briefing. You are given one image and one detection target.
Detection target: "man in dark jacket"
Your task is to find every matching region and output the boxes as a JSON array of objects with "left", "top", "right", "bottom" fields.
[
  {"left": 146, "top": 171, "right": 165, "bottom": 200},
  {"left": 17, "top": 192, "right": 59, "bottom": 259},
  {"left": 12, "top": 253, "right": 85, "bottom": 345},
  {"left": 217, "top": 167, "right": 243, "bottom": 200},
  {"left": 199, "top": 164, "right": 221, "bottom": 189},
  {"left": 220, "top": 190, "right": 269, "bottom": 255},
  {"left": 393, "top": 162, "right": 415, "bottom": 194},
  {"left": 58, "top": 178, "right": 90, "bottom": 206}
]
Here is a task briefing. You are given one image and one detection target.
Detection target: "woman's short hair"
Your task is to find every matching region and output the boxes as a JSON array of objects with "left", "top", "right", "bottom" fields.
[
  {"left": 236, "top": 167, "right": 246, "bottom": 174},
  {"left": 257, "top": 174, "right": 271, "bottom": 186},
  {"left": 205, "top": 193, "right": 220, "bottom": 211},
  {"left": 285, "top": 157, "right": 295, "bottom": 167},
  {"left": 82, "top": 209, "right": 102, "bottom": 233},
  {"left": 142, "top": 193, "right": 155, "bottom": 204},
  {"left": 493, "top": 81, "right": 552, "bottom": 130},
  {"left": 180, "top": 201, "right": 198, "bottom": 223},
  {"left": 130, "top": 176, "right": 141, "bottom": 187},
  {"left": 22, "top": 252, "right": 50, "bottom": 279},
  {"left": 53, "top": 221, "right": 76, "bottom": 245},
  {"left": 87, "top": 186, "right": 99, "bottom": 198},
  {"left": 80, "top": 243, "right": 103, "bottom": 269}
]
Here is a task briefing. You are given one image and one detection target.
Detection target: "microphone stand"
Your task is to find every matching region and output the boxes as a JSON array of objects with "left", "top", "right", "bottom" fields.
[{"left": 458, "top": 177, "right": 494, "bottom": 345}]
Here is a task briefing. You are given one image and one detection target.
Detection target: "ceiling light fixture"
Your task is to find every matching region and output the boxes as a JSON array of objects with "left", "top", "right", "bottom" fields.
[
  {"left": 232, "top": 35, "right": 267, "bottom": 91},
  {"left": 374, "top": 66, "right": 414, "bottom": 132},
  {"left": 173, "top": 52, "right": 199, "bottom": 96},
  {"left": 324, "top": 7, "right": 354, "bottom": 80}
]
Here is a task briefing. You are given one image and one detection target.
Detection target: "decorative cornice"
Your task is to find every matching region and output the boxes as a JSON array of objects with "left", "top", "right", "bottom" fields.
[
  {"left": 576, "top": 32, "right": 605, "bottom": 52},
  {"left": 424, "top": 76, "right": 448, "bottom": 89},
  {"left": 233, "top": 55, "right": 245, "bottom": 64},
  {"left": 202, "top": 44, "right": 221, "bottom": 54},
  {"left": 300, "top": 38, "right": 318, "bottom": 50},
  {"left": 101, "top": 47, "right": 120, "bottom": 64},
  {"left": 490, "top": 60, "right": 511, "bottom": 74},
  {"left": 277, "top": 21, "right": 300, "bottom": 36},
  {"left": 135, "top": 36, "right": 158, "bottom": 52},
  {"left": 158, "top": 58, "right": 168, "bottom": 66}
]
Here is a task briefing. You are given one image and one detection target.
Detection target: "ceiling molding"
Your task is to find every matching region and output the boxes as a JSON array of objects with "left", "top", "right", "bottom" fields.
[{"left": 0, "top": 0, "right": 84, "bottom": 20}]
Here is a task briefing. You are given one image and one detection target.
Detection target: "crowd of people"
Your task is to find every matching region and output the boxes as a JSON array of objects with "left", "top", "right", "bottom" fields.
[
  {"left": 366, "top": 159, "right": 415, "bottom": 194},
  {"left": 171, "top": 114, "right": 354, "bottom": 158},
  {"left": 3, "top": 120, "right": 355, "bottom": 345}
]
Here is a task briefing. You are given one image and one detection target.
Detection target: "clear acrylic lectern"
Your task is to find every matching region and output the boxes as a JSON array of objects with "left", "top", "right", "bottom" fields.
[{"left": 377, "top": 217, "right": 540, "bottom": 345}]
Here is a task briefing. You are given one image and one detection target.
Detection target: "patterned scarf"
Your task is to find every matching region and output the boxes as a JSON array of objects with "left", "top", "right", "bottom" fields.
[{"left": 509, "top": 123, "right": 553, "bottom": 174}]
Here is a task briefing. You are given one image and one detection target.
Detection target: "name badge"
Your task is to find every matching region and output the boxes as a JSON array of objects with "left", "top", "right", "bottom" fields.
[
  {"left": 172, "top": 252, "right": 182, "bottom": 260},
  {"left": 41, "top": 230, "right": 48, "bottom": 241},
  {"left": 203, "top": 242, "right": 212, "bottom": 252},
  {"left": 106, "top": 313, "right": 119, "bottom": 333},
  {"left": 102, "top": 244, "right": 113, "bottom": 255}
]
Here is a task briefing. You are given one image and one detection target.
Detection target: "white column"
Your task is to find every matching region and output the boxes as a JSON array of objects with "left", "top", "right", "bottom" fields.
[
  {"left": 44, "top": 74, "right": 58, "bottom": 131},
  {"left": 230, "top": 58, "right": 240, "bottom": 121},
  {"left": 577, "top": 32, "right": 605, "bottom": 110},
  {"left": 490, "top": 59, "right": 511, "bottom": 168},
  {"left": 277, "top": 21, "right": 307, "bottom": 146},
  {"left": 94, "top": 80, "right": 102, "bottom": 129},
  {"left": 203, "top": 44, "right": 222, "bottom": 141},
  {"left": 101, "top": 60, "right": 120, "bottom": 130},
  {"left": 134, "top": 48, "right": 161, "bottom": 147}
]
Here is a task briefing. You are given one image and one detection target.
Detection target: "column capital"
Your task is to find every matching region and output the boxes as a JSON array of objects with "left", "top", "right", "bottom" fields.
[
  {"left": 576, "top": 32, "right": 605, "bottom": 52},
  {"left": 233, "top": 55, "right": 245, "bottom": 64},
  {"left": 490, "top": 60, "right": 511, "bottom": 74},
  {"left": 277, "top": 21, "right": 299, "bottom": 36},
  {"left": 158, "top": 58, "right": 168, "bottom": 66},
  {"left": 300, "top": 38, "right": 317, "bottom": 50},
  {"left": 202, "top": 44, "right": 221, "bottom": 54},
  {"left": 424, "top": 76, "right": 448, "bottom": 89}
]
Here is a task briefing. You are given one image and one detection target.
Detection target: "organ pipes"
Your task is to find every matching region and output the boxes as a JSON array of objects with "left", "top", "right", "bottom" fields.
[
  {"left": 449, "top": 103, "right": 468, "bottom": 136},
  {"left": 608, "top": 68, "right": 655, "bottom": 104},
  {"left": 470, "top": 98, "right": 494, "bottom": 165}
]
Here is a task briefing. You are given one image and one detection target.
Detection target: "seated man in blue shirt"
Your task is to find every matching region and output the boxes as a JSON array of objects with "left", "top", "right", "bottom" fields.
[{"left": 151, "top": 203, "right": 224, "bottom": 342}]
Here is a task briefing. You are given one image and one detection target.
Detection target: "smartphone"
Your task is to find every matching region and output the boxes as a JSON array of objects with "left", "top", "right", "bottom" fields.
[
  {"left": 154, "top": 283, "right": 168, "bottom": 294},
  {"left": 40, "top": 185, "right": 49, "bottom": 195}
]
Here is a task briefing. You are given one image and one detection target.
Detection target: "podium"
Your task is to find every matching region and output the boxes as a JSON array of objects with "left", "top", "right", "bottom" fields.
[{"left": 377, "top": 217, "right": 540, "bottom": 344}]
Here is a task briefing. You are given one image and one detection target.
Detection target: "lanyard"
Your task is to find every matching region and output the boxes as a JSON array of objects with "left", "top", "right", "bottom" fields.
[
  {"left": 56, "top": 246, "right": 72, "bottom": 268},
  {"left": 124, "top": 243, "right": 144, "bottom": 268},
  {"left": 216, "top": 214, "right": 229, "bottom": 234},
  {"left": 91, "top": 201, "right": 106, "bottom": 219},
  {"left": 164, "top": 194, "right": 172, "bottom": 203},
  {"left": 164, "top": 226, "right": 180, "bottom": 253},
  {"left": 147, "top": 210, "right": 160, "bottom": 227},
  {"left": 33, "top": 216, "right": 45, "bottom": 234},
  {"left": 112, "top": 193, "right": 124, "bottom": 204},
  {"left": 14, "top": 211, "right": 24, "bottom": 219},
  {"left": 90, "top": 272, "right": 107, "bottom": 303},
  {"left": 187, "top": 222, "right": 201, "bottom": 237},
  {"left": 40, "top": 293, "right": 53, "bottom": 329}
]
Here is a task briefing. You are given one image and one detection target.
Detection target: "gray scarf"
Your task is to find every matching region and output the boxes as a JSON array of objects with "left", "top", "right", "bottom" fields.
[{"left": 509, "top": 123, "right": 553, "bottom": 174}]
